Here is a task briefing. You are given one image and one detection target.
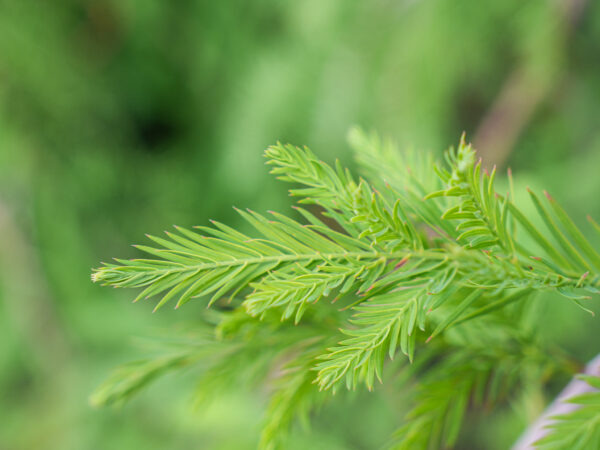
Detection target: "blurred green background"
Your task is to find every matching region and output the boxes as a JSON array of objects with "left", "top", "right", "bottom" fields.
[{"left": 1, "top": 1, "right": 600, "bottom": 449}]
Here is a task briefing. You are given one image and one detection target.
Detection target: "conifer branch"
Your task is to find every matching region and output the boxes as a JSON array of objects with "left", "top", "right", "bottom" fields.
[{"left": 92, "top": 128, "right": 600, "bottom": 449}]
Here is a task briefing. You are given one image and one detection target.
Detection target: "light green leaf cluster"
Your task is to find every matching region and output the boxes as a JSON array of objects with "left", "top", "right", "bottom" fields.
[
  {"left": 92, "top": 129, "right": 600, "bottom": 449},
  {"left": 426, "top": 135, "right": 511, "bottom": 251}
]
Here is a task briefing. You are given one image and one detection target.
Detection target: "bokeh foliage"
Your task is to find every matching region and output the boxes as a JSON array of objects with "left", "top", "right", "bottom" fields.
[{"left": 1, "top": 0, "right": 600, "bottom": 449}]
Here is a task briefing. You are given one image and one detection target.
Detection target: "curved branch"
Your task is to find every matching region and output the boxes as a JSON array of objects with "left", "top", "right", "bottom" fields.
[{"left": 512, "top": 353, "right": 600, "bottom": 449}]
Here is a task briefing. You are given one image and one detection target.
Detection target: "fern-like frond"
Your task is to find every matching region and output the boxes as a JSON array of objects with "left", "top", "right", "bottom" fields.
[
  {"left": 315, "top": 287, "right": 426, "bottom": 392},
  {"left": 350, "top": 128, "right": 460, "bottom": 244},
  {"left": 245, "top": 265, "right": 358, "bottom": 323},
  {"left": 93, "top": 209, "right": 403, "bottom": 312},
  {"left": 424, "top": 135, "right": 600, "bottom": 305},
  {"left": 265, "top": 143, "right": 356, "bottom": 212},
  {"left": 266, "top": 143, "right": 423, "bottom": 249},
  {"left": 92, "top": 128, "right": 600, "bottom": 450},
  {"left": 426, "top": 135, "right": 512, "bottom": 252}
]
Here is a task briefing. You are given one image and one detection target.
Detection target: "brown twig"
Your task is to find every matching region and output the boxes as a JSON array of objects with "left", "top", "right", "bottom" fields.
[{"left": 473, "top": 0, "right": 589, "bottom": 169}]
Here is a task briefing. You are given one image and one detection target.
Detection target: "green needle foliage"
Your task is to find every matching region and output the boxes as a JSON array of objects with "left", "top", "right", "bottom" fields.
[{"left": 92, "top": 128, "right": 600, "bottom": 449}]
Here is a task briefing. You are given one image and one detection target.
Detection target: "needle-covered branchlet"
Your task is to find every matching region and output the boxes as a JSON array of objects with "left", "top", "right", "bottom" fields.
[{"left": 92, "top": 129, "right": 600, "bottom": 450}]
